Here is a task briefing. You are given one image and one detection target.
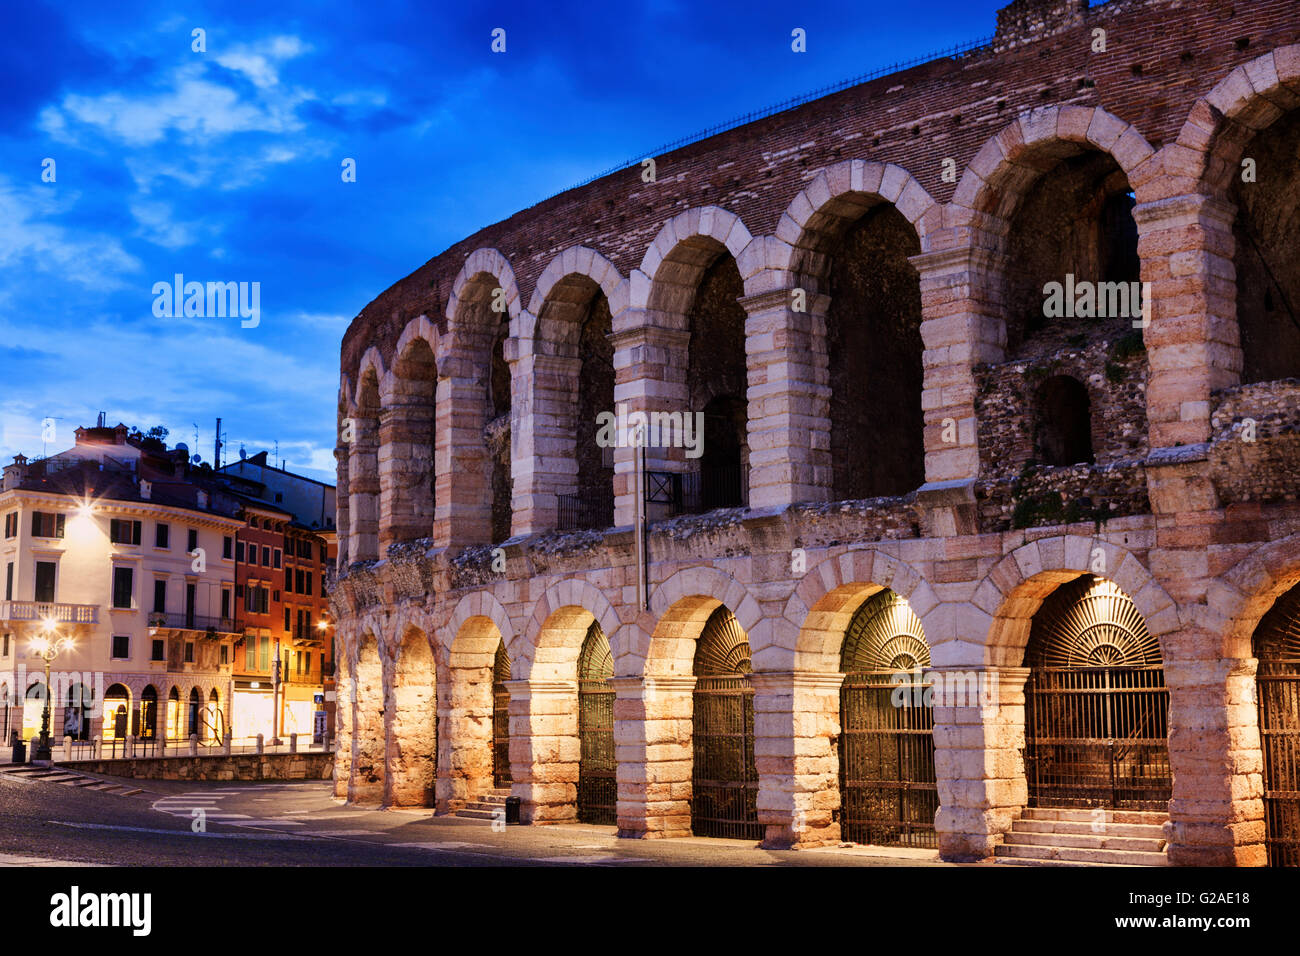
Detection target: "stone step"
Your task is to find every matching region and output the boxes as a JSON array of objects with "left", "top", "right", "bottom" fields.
[
  {"left": 454, "top": 808, "right": 501, "bottom": 820},
  {"left": 1012, "top": 819, "right": 1165, "bottom": 839},
  {"left": 1002, "top": 830, "right": 1165, "bottom": 853},
  {"left": 1020, "top": 808, "right": 1167, "bottom": 826},
  {"left": 995, "top": 842, "right": 1168, "bottom": 866}
]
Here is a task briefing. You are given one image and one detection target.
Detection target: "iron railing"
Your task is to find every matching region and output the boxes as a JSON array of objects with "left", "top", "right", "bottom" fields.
[
  {"left": 692, "top": 675, "right": 762, "bottom": 840},
  {"left": 557, "top": 489, "right": 615, "bottom": 532},
  {"left": 80, "top": 734, "right": 332, "bottom": 760},
  {"left": 1, "top": 601, "right": 98, "bottom": 624},
  {"left": 492, "top": 688, "right": 511, "bottom": 787},
  {"left": 646, "top": 464, "right": 746, "bottom": 518},
  {"left": 152, "top": 611, "right": 238, "bottom": 633},
  {"left": 1258, "top": 659, "right": 1300, "bottom": 867},
  {"left": 578, "top": 679, "right": 617, "bottom": 824},
  {"left": 839, "top": 671, "right": 938, "bottom": 848},
  {"left": 1024, "top": 666, "right": 1172, "bottom": 810}
]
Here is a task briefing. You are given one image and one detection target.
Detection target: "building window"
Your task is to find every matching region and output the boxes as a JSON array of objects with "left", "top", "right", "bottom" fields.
[
  {"left": 245, "top": 637, "right": 256, "bottom": 670},
  {"left": 272, "top": 589, "right": 279, "bottom": 602},
  {"left": 285, "top": 607, "right": 291, "bottom": 631},
  {"left": 110, "top": 519, "right": 142, "bottom": 545},
  {"left": 32, "top": 512, "right": 65, "bottom": 538},
  {"left": 151, "top": 639, "right": 165, "bottom": 662},
  {"left": 248, "top": 545, "right": 257, "bottom": 566},
  {"left": 284, "top": 568, "right": 293, "bottom": 592},
  {"left": 321, "top": 575, "right": 327, "bottom": 598},
  {"left": 153, "top": 580, "right": 167, "bottom": 613},
  {"left": 244, "top": 586, "right": 268, "bottom": 614},
  {"left": 236, "top": 541, "right": 246, "bottom": 563},
  {"left": 184, "top": 641, "right": 194, "bottom": 663},
  {"left": 220, "top": 645, "right": 228, "bottom": 665},
  {"left": 236, "top": 584, "right": 244, "bottom": 598},
  {"left": 155, "top": 523, "right": 170, "bottom": 549},
  {"left": 273, "top": 548, "right": 282, "bottom": 569},
  {"left": 34, "top": 562, "right": 56, "bottom": 603},
  {"left": 3, "top": 512, "right": 17, "bottom": 538},
  {"left": 261, "top": 546, "right": 270, "bottom": 566},
  {"left": 5, "top": 562, "right": 12, "bottom": 601},
  {"left": 223, "top": 536, "right": 233, "bottom": 559},
  {"left": 187, "top": 529, "right": 199, "bottom": 552},
  {"left": 111, "top": 635, "right": 130, "bottom": 659},
  {"left": 112, "top": 567, "right": 134, "bottom": 609},
  {"left": 259, "top": 635, "right": 270, "bottom": 670},
  {"left": 2, "top": 633, "right": 9, "bottom": 656},
  {"left": 221, "top": 589, "right": 231, "bottom": 620},
  {"left": 295, "top": 569, "right": 304, "bottom": 594},
  {"left": 274, "top": 492, "right": 283, "bottom": 503},
  {"left": 306, "top": 572, "right": 313, "bottom": 598}
]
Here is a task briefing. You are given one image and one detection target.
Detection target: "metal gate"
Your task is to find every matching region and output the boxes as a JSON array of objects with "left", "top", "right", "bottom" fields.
[
  {"left": 1254, "top": 583, "right": 1300, "bottom": 866},
  {"left": 692, "top": 607, "right": 761, "bottom": 840},
  {"left": 492, "top": 642, "right": 511, "bottom": 787},
  {"left": 1024, "top": 575, "right": 1171, "bottom": 810},
  {"left": 577, "top": 622, "right": 616, "bottom": 824},
  {"left": 839, "top": 590, "right": 937, "bottom": 848}
]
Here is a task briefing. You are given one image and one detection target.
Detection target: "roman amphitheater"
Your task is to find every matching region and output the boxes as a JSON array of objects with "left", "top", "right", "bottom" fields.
[{"left": 327, "top": 0, "right": 1300, "bottom": 865}]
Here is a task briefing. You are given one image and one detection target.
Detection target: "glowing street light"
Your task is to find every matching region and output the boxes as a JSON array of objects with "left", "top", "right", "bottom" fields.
[{"left": 30, "top": 621, "right": 75, "bottom": 762}]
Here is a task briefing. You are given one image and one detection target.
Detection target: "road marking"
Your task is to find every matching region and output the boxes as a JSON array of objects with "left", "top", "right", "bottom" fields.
[
  {"left": 543, "top": 854, "right": 652, "bottom": 865},
  {"left": 236, "top": 819, "right": 305, "bottom": 826},
  {"left": 49, "top": 821, "right": 308, "bottom": 841},
  {"left": 296, "top": 829, "right": 383, "bottom": 837},
  {"left": 390, "top": 841, "right": 490, "bottom": 850},
  {"left": 0, "top": 852, "right": 102, "bottom": 867}
]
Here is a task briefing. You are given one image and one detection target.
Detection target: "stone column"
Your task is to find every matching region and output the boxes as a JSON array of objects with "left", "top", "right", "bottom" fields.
[
  {"left": 751, "top": 672, "right": 843, "bottom": 848},
  {"left": 931, "top": 666, "right": 1029, "bottom": 861},
  {"left": 610, "top": 324, "right": 690, "bottom": 527},
  {"left": 378, "top": 400, "right": 435, "bottom": 551},
  {"left": 1163, "top": 650, "right": 1266, "bottom": 866},
  {"left": 511, "top": 355, "right": 581, "bottom": 536},
  {"left": 908, "top": 247, "right": 1008, "bottom": 485},
  {"left": 334, "top": 445, "right": 350, "bottom": 567},
  {"left": 348, "top": 645, "right": 386, "bottom": 805},
  {"left": 347, "top": 416, "right": 380, "bottom": 562},
  {"left": 435, "top": 354, "right": 494, "bottom": 549},
  {"left": 1133, "top": 194, "right": 1239, "bottom": 450},
  {"left": 438, "top": 665, "right": 494, "bottom": 810},
  {"left": 611, "top": 676, "right": 694, "bottom": 838},
  {"left": 739, "top": 288, "right": 831, "bottom": 508},
  {"left": 385, "top": 664, "right": 437, "bottom": 808},
  {"left": 332, "top": 656, "right": 353, "bottom": 800},
  {"left": 506, "top": 679, "right": 579, "bottom": 823}
]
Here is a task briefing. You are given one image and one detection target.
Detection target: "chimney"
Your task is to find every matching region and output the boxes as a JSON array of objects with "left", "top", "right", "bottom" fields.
[
  {"left": 197, "top": 490, "right": 209, "bottom": 509},
  {"left": 994, "top": 0, "right": 1089, "bottom": 51},
  {"left": 140, "top": 479, "right": 152, "bottom": 500},
  {"left": 3, "top": 454, "right": 29, "bottom": 491}
]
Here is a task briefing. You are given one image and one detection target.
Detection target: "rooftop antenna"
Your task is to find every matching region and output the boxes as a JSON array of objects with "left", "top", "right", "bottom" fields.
[
  {"left": 215, "top": 417, "right": 223, "bottom": 469},
  {"left": 96, "top": 411, "right": 106, "bottom": 428}
]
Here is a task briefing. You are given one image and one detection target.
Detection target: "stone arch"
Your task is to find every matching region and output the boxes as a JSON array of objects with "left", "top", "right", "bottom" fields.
[
  {"left": 521, "top": 577, "right": 622, "bottom": 681},
  {"left": 644, "top": 566, "right": 763, "bottom": 677},
  {"left": 445, "top": 247, "right": 522, "bottom": 330},
  {"left": 348, "top": 359, "right": 383, "bottom": 562},
  {"left": 524, "top": 246, "right": 629, "bottom": 337},
  {"left": 386, "top": 622, "right": 437, "bottom": 807},
  {"left": 633, "top": 206, "right": 754, "bottom": 317},
  {"left": 381, "top": 317, "right": 439, "bottom": 549},
  {"left": 352, "top": 347, "right": 387, "bottom": 410},
  {"left": 1216, "top": 530, "right": 1300, "bottom": 659},
  {"left": 977, "top": 534, "right": 1178, "bottom": 668},
  {"left": 783, "top": 548, "right": 937, "bottom": 673}
]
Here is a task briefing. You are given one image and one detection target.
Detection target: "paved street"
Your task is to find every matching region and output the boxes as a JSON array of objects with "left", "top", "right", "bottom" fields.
[{"left": 0, "top": 768, "right": 955, "bottom": 867}]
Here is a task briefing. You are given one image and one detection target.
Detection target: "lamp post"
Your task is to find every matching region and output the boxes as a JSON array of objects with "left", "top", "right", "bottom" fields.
[{"left": 30, "top": 620, "right": 74, "bottom": 762}]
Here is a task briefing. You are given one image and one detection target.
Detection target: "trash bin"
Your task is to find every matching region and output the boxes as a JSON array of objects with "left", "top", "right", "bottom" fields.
[
  {"left": 11, "top": 741, "right": 26, "bottom": 764},
  {"left": 504, "top": 796, "right": 521, "bottom": 825}
]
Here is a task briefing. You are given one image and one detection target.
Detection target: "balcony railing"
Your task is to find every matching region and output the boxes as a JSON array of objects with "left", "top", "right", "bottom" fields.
[
  {"left": 1, "top": 601, "right": 98, "bottom": 624},
  {"left": 557, "top": 489, "right": 615, "bottom": 531},
  {"left": 150, "top": 612, "right": 239, "bottom": 634},
  {"left": 645, "top": 464, "right": 746, "bottom": 517}
]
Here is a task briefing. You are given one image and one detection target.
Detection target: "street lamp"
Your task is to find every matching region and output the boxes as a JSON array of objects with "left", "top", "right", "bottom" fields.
[{"left": 30, "top": 621, "right": 74, "bottom": 762}]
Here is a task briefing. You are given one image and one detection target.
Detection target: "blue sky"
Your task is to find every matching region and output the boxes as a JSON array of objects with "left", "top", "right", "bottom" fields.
[{"left": 0, "top": 0, "right": 1003, "bottom": 483}]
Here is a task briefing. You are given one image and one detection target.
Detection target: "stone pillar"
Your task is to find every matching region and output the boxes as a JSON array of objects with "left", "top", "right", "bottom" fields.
[
  {"left": 610, "top": 324, "right": 690, "bottom": 527},
  {"left": 378, "top": 400, "right": 435, "bottom": 550},
  {"left": 348, "top": 646, "right": 386, "bottom": 805},
  {"left": 506, "top": 679, "right": 579, "bottom": 823},
  {"left": 1163, "top": 650, "right": 1266, "bottom": 866},
  {"left": 511, "top": 354, "right": 581, "bottom": 536},
  {"left": 386, "top": 666, "right": 437, "bottom": 808},
  {"left": 751, "top": 672, "right": 843, "bottom": 848},
  {"left": 347, "top": 417, "right": 380, "bottom": 562},
  {"left": 334, "top": 445, "right": 351, "bottom": 567},
  {"left": 435, "top": 353, "right": 495, "bottom": 549},
  {"left": 438, "top": 668, "right": 493, "bottom": 810},
  {"left": 908, "top": 247, "right": 1007, "bottom": 485},
  {"left": 1133, "top": 194, "right": 1239, "bottom": 450},
  {"left": 932, "top": 666, "right": 1029, "bottom": 861},
  {"left": 611, "top": 676, "right": 694, "bottom": 838},
  {"left": 332, "top": 657, "right": 353, "bottom": 799},
  {"left": 740, "top": 289, "right": 831, "bottom": 508}
]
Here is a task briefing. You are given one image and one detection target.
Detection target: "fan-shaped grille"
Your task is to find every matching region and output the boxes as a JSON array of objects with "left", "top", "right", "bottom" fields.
[
  {"left": 1025, "top": 575, "right": 1159, "bottom": 669},
  {"left": 1254, "top": 583, "right": 1300, "bottom": 662},
  {"left": 493, "top": 641, "right": 511, "bottom": 684},
  {"left": 577, "top": 622, "right": 613, "bottom": 680},
  {"left": 840, "top": 589, "right": 929, "bottom": 673},
  {"left": 693, "top": 606, "right": 752, "bottom": 677}
]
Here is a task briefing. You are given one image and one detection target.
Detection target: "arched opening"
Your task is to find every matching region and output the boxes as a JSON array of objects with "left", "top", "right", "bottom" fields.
[
  {"left": 691, "top": 605, "right": 760, "bottom": 840},
  {"left": 838, "top": 589, "right": 936, "bottom": 848},
  {"left": 1252, "top": 581, "right": 1300, "bottom": 866},
  {"left": 577, "top": 621, "right": 615, "bottom": 824},
  {"left": 166, "top": 686, "right": 180, "bottom": 740},
  {"left": 1023, "top": 575, "right": 1170, "bottom": 809},
  {"left": 383, "top": 337, "right": 437, "bottom": 547},
  {"left": 140, "top": 685, "right": 158, "bottom": 740},
  {"left": 1035, "top": 374, "right": 1095, "bottom": 466},
  {"left": 1231, "top": 108, "right": 1300, "bottom": 383},
  {"left": 1005, "top": 151, "right": 1141, "bottom": 358},
  {"left": 187, "top": 687, "right": 201, "bottom": 738},
  {"left": 349, "top": 369, "right": 382, "bottom": 561},
  {"left": 23, "top": 681, "right": 49, "bottom": 741},
  {"left": 824, "top": 203, "right": 925, "bottom": 499},
  {"left": 104, "top": 684, "right": 131, "bottom": 740},
  {"left": 390, "top": 627, "right": 437, "bottom": 807},
  {"left": 685, "top": 254, "right": 748, "bottom": 512},
  {"left": 492, "top": 640, "right": 511, "bottom": 787},
  {"left": 64, "top": 682, "right": 92, "bottom": 742}
]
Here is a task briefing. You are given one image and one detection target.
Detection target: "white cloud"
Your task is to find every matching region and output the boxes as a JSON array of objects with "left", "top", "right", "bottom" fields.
[
  {"left": 129, "top": 198, "right": 203, "bottom": 249},
  {"left": 215, "top": 35, "right": 311, "bottom": 89}
]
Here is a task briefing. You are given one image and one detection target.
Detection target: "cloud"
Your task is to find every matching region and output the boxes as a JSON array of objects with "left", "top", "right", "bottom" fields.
[
  {"left": 214, "top": 35, "right": 312, "bottom": 89},
  {"left": 129, "top": 198, "right": 203, "bottom": 249}
]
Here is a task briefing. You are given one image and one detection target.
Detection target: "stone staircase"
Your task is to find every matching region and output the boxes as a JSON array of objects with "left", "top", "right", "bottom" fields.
[
  {"left": 995, "top": 807, "right": 1169, "bottom": 866},
  {"left": 0, "top": 763, "right": 150, "bottom": 797},
  {"left": 454, "top": 787, "right": 511, "bottom": 820}
]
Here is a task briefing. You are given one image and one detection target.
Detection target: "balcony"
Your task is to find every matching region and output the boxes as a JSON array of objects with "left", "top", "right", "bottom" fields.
[
  {"left": 0, "top": 601, "right": 98, "bottom": 625},
  {"left": 149, "top": 611, "right": 240, "bottom": 636}
]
